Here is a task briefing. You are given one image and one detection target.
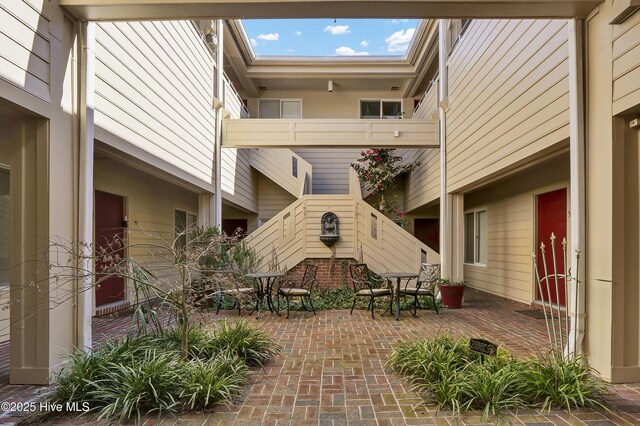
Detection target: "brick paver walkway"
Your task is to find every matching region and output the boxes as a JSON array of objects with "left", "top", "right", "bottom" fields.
[{"left": 0, "top": 289, "right": 639, "bottom": 425}]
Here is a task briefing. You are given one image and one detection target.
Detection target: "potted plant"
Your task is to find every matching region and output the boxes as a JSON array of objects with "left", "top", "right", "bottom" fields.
[{"left": 438, "top": 279, "right": 466, "bottom": 309}]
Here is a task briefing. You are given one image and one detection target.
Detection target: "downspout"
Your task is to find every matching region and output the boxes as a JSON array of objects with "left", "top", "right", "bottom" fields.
[
  {"left": 567, "top": 19, "right": 586, "bottom": 356},
  {"left": 214, "top": 19, "right": 224, "bottom": 229},
  {"left": 438, "top": 20, "right": 450, "bottom": 279},
  {"left": 77, "top": 22, "right": 95, "bottom": 350}
]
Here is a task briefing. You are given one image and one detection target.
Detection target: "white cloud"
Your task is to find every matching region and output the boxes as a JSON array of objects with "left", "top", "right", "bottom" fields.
[
  {"left": 385, "top": 28, "right": 415, "bottom": 53},
  {"left": 250, "top": 38, "right": 257, "bottom": 47},
  {"left": 335, "top": 46, "right": 369, "bottom": 56},
  {"left": 387, "top": 19, "right": 409, "bottom": 24},
  {"left": 287, "top": 49, "right": 295, "bottom": 52},
  {"left": 256, "top": 33, "right": 280, "bottom": 41},
  {"left": 324, "top": 25, "right": 350, "bottom": 35},
  {"left": 294, "top": 31, "right": 302, "bottom": 36},
  {"left": 360, "top": 40, "right": 369, "bottom": 47}
]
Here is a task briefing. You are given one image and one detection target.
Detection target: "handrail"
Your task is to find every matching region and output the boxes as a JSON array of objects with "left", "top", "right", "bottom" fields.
[
  {"left": 349, "top": 167, "right": 362, "bottom": 199},
  {"left": 223, "top": 73, "right": 249, "bottom": 119},
  {"left": 412, "top": 76, "right": 439, "bottom": 118},
  {"left": 245, "top": 194, "right": 440, "bottom": 275}
]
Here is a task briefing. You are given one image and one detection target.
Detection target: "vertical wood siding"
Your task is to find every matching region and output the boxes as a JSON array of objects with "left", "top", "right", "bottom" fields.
[
  {"left": 0, "top": 0, "right": 51, "bottom": 103},
  {"left": 612, "top": 11, "right": 640, "bottom": 114},
  {"left": 446, "top": 19, "right": 570, "bottom": 192}
]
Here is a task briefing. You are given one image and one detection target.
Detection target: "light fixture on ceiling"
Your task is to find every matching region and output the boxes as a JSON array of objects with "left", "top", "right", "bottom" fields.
[
  {"left": 328, "top": 80, "right": 334, "bottom": 93},
  {"left": 390, "top": 86, "right": 400, "bottom": 91},
  {"left": 259, "top": 86, "right": 267, "bottom": 91}
]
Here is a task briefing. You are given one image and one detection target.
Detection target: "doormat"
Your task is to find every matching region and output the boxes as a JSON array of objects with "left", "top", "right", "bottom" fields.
[{"left": 514, "top": 309, "right": 547, "bottom": 319}]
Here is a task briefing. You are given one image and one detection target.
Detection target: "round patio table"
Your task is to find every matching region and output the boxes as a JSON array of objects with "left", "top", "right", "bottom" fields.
[
  {"left": 246, "top": 272, "right": 285, "bottom": 319},
  {"left": 379, "top": 272, "right": 419, "bottom": 320}
]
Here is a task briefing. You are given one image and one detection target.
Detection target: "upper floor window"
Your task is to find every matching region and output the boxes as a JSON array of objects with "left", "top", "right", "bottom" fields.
[
  {"left": 360, "top": 100, "right": 403, "bottom": 119},
  {"left": 259, "top": 99, "right": 302, "bottom": 118},
  {"left": 0, "top": 168, "right": 9, "bottom": 287}
]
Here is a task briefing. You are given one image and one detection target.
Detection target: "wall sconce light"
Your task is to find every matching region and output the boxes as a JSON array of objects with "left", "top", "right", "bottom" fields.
[{"left": 328, "top": 80, "right": 334, "bottom": 93}]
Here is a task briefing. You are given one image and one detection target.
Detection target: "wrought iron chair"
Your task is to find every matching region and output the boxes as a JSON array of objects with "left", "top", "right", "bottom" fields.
[
  {"left": 349, "top": 263, "right": 393, "bottom": 319},
  {"left": 213, "top": 267, "right": 257, "bottom": 316},
  {"left": 277, "top": 263, "right": 318, "bottom": 319},
  {"left": 399, "top": 263, "right": 440, "bottom": 316}
]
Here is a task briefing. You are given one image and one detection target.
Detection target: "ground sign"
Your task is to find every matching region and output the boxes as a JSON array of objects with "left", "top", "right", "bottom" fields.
[{"left": 469, "top": 338, "right": 498, "bottom": 357}]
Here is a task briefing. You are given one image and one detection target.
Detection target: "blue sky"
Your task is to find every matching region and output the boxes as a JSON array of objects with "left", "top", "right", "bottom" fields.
[{"left": 242, "top": 19, "right": 419, "bottom": 57}]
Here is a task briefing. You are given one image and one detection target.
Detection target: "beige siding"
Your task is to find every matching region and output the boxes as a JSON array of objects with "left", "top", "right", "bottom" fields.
[
  {"left": 446, "top": 19, "right": 570, "bottom": 192},
  {"left": 248, "top": 90, "right": 415, "bottom": 195},
  {"left": 94, "top": 21, "right": 215, "bottom": 186},
  {"left": 247, "top": 194, "right": 439, "bottom": 274},
  {"left": 405, "top": 82, "right": 440, "bottom": 211},
  {"left": 94, "top": 158, "right": 199, "bottom": 309},
  {"left": 612, "top": 10, "right": 640, "bottom": 114},
  {"left": 464, "top": 154, "right": 569, "bottom": 304},
  {"left": 251, "top": 148, "right": 311, "bottom": 197},
  {"left": 0, "top": 0, "right": 51, "bottom": 103},
  {"left": 221, "top": 148, "right": 258, "bottom": 212},
  {"left": 258, "top": 174, "right": 297, "bottom": 222}
]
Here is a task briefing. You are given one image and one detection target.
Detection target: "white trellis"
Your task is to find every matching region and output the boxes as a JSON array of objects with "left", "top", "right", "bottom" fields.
[{"left": 532, "top": 233, "right": 581, "bottom": 358}]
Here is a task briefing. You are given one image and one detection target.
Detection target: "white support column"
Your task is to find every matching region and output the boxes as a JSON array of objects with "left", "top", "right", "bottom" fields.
[
  {"left": 438, "top": 20, "right": 451, "bottom": 279},
  {"left": 78, "top": 22, "right": 95, "bottom": 351},
  {"left": 214, "top": 19, "right": 224, "bottom": 229},
  {"left": 198, "top": 193, "right": 215, "bottom": 226},
  {"left": 450, "top": 194, "right": 465, "bottom": 282},
  {"left": 568, "top": 18, "right": 586, "bottom": 356}
]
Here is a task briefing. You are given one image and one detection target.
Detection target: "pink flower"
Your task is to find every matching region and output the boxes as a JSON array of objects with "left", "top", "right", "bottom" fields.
[
  {"left": 366, "top": 150, "right": 371, "bottom": 155},
  {"left": 399, "top": 213, "right": 405, "bottom": 218}
]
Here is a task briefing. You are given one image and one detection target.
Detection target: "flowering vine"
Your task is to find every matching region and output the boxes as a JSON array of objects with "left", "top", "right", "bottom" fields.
[{"left": 350, "top": 148, "right": 420, "bottom": 227}]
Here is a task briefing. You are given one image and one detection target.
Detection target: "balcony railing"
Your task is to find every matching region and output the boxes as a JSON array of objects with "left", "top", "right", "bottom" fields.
[{"left": 223, "top": 74, "right": 250, "bottom": 119}]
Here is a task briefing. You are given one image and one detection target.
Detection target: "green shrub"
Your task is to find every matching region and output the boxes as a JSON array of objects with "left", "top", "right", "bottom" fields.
[
  {"left": 387, "top": 334, "right": 607, "bottom": 417},
  {"left": 208, "top": 319, "right": 281, "bottom": 366},
  {"left": 48, "top": 320, "right": 279, "bottom": 423},
  {"left": 523, "top": 353, "right": 608, "bottom": 412}
]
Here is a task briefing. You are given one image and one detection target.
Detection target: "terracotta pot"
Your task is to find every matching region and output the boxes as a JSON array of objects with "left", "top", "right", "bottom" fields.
[{"left": 439, "top": 285, "right": 465, "bottom": 309}]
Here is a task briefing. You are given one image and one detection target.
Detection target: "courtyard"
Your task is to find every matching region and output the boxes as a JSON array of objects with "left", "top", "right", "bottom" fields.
[{"left": 0, "top": 290, "right": 638, "bottom": 425}]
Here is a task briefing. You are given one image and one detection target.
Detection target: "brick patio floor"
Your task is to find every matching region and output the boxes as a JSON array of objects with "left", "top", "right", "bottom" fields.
[{"left": 1, "top": 289, "right": 639, "bottom": 425}]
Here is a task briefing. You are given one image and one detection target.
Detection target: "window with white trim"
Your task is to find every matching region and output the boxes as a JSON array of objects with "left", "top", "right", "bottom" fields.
[
  {"left": 464, "top": 209, "right": 487, "bottom": 265},
  {"left": 360, "top": 100, "right": 403, "bottom": 119},
  {"left": 259, "top": 99, "right": 302, "bottom": 118},
  {"left": 175, "top": 209, "right": 198, "bottom": 251}
]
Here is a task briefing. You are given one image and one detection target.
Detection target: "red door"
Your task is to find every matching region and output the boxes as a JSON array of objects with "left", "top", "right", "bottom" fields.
[
  {"left": 536, "top": 188, "right": 567, "bottom": 306},
  {"left": 414, "top": 218, "right": 440, "bottom": 253},
  {"left": 95, "top": 190, "right": 126, "bottom": 307}
]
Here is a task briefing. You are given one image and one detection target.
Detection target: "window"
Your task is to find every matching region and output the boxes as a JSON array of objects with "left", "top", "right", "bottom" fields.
[
  {"left": 175, "top": 209, "right": 198, "bottom": 252},
  {"left": 464, "top": 209, "right": 487, "bottom": 265},
  {"left": 259, "top": 99, "right": 302, "bottom": 118},
  {"left": 370, "top": 213, "right": 378, "bottom": 240},
  {"left": 292, "top": 157, "right": 298, "bottom": 178},
  {"left": 0, "top": 169, "right": 9, "bottom": 287},
  {"left": 360, "top": 100, "right": 402, "bottom": 119}
]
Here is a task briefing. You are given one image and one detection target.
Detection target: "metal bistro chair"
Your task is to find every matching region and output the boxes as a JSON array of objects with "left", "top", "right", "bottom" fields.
[
  {"left": 399, "top": 263, "right": 440, "bottom": 316},
  {"left": 349, "top": 263, "right": 393, "bottom": 319},
  {"left": 277, "top": 263, "right": 318, "bottom": 319},
  {"left": 213, "top": 267, "right": 257, "bottom": 316}
]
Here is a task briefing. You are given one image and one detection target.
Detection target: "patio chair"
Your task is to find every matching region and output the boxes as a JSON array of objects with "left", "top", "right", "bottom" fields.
[
  {"left": 349, "top": 263, "right": 393, "bottom": 319},
  {"left": 213, "top": 267, "right": 257, "bottom": 316},
  {"left": 277, "top": 263, "right": 318, "bottom": 319},
  {"left": 399, "top": 263, "right": 440, "bottom": 316}
]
